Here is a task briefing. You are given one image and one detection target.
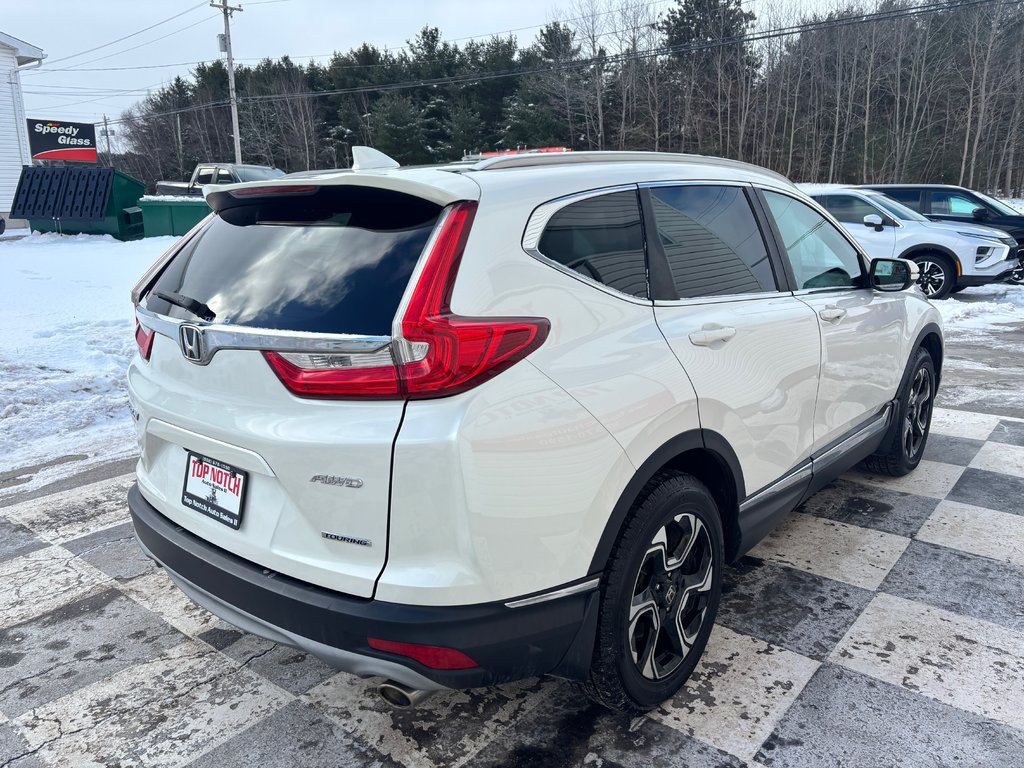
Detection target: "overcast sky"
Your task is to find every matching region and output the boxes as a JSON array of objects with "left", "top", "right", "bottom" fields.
[{"left": 6, "top": 0, "right": 672, "bottom": 131}]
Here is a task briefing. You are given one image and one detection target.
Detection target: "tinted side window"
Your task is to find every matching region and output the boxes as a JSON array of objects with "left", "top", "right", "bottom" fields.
[
  {"left": 216, "top": 169, "right": 234, "bottom": 184},
  {"left": 194, "top": 167, "right": 215, "bottom": 185},
  {"left": 538, "top": 191, "right": 647, "bottom": 298},
  {"left": 930, "top": 191, "right": 980, "bottom": 215},
  {"left": 818, "top": 194, "right": 880, "bottom": 224},
  {"left": 648, "top": 185, "right": 776, "bottom": 298},
  {"left": 764, "top": 191, "right": 864, "bottom": 290},
  {"left": 883, "top": 189, "right": 923, "bottom": 210}
]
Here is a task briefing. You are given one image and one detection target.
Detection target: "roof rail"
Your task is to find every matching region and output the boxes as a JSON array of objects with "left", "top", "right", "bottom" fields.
[{"left": 465, "top": 151, "right": 793, "bottom": 185}]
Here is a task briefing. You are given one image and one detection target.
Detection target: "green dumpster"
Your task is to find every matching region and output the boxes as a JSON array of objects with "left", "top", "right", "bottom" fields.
[
  {"left": 138, "top": 197, "right": 212, "bottom": 237},
  {"left": 11, "top": 166, "right": 146, "bottom": 241}
]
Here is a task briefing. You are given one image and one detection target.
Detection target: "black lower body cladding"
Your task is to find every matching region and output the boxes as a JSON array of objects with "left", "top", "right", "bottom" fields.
[{"left": 127, "top": 483, "right": 599, "bottom": 689}]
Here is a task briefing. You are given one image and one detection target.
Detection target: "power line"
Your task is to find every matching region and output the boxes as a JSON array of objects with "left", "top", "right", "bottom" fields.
[
  {"left": 229, "top": 0, "right": 1011, "bottom": 107},
  {"left": 24, "top": 60, "right": 215, "bottom": 74},
  {"left": 44, "top": 2, "right": 208, "bottom": 65},
  {"left": 27, "top": 0, "right": 672, "bottom": 77},
  {"left": 379, "top": 0, "right": 674, "bottom": 48},
  {"left": 102, "top": 0, "right": 1003, "bottom": 128},
  {"left": 25, "top": 80, "right": 172, "bottom": 113},
  {"left": 55, "top": 15, "right": 221, "bottom": 70}
]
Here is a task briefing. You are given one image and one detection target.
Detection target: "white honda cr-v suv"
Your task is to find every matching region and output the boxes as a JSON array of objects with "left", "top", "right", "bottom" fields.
[{"left": 128, "top": 149, "right": 943, "bottom": 714}]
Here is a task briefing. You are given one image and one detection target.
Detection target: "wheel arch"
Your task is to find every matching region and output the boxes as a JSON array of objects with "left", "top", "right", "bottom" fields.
[
  {"left": 897, "top": 244, "right": 961, "bottom": 278},
  {"left": 906, "top": 321, "right": 944, "bottom": 389},
  {"left": 588, "top": 430, "right": 746, "bottom": 574}
]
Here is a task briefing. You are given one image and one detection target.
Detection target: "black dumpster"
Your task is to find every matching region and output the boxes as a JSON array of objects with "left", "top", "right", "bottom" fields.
[{"left": 10, "top": 166, "right": 145, "bottom": 241}]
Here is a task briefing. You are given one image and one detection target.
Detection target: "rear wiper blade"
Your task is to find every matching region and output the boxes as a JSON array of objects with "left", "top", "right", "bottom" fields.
[{"left": 154, "top": 290, "right": 216, "bottom": 322}]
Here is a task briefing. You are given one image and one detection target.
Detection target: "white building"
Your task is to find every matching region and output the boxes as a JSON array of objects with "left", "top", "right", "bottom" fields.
[{"left": 0, "top": 31, "right": 45, "bottom": 224}]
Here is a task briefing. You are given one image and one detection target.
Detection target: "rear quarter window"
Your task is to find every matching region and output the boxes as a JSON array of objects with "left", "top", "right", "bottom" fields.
[
  {"left": 144, "top": 186, "right": 440, "bottom": 336},
  {"left": 536, "top": 190, "right": 648, "bottom": 298}
]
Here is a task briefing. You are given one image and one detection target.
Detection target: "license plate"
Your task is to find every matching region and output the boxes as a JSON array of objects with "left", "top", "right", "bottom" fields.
[{"left": 181, "top": 451, "right": 248, "bottom": 529}]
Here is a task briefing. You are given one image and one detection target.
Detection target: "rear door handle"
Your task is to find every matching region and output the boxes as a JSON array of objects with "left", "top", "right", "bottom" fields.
[
  {"left": 689, "top": 325, "right": 737, "bottom": 346},
  {"left": 818, "top": 306, "right": 847, "bottom": 323}
]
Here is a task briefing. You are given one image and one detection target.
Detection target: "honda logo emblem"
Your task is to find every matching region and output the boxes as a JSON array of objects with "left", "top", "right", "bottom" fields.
[{"left": 179, "top": 325, "right": 206, "bottom": 364}]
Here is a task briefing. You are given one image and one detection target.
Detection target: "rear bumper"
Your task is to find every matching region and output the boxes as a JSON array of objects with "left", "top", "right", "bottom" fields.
[{"left": 128, "top": 483, "right": 599, "bottom": 690}]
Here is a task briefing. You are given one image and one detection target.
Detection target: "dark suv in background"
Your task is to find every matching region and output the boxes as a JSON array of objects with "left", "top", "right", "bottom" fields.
[{"left": 865, "top": 184, "right": 1024, "bottom": 284}]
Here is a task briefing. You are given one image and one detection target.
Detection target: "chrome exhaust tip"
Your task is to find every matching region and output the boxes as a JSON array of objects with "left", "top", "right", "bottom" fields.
[{"left": 377, "top": 681, "right": 436, "bottom": 709}]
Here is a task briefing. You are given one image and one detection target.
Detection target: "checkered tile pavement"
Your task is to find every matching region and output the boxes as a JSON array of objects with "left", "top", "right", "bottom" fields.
[{"left": 0, "top": 407, "right": 1022, "bottom": 767}]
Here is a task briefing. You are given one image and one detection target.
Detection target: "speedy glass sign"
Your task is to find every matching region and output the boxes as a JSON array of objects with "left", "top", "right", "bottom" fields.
[{"left": 26, "top": 119, "right": 97, "bottom": 163}]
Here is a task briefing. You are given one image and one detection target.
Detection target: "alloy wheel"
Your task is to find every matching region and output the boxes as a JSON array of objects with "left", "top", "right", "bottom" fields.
[
  {"left": 916, "top": 260, "right": 946, "bottom": 297},
  {"left": 903, "top": 366, "right": 933, "bottom": 459},
  {"left": 627, "top": 513, "right": 714, "bottom": 681}
]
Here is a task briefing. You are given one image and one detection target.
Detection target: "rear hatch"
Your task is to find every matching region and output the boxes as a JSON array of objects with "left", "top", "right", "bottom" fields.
[{"left": 129, "top": 182, "right": 450, "bottom": 597}]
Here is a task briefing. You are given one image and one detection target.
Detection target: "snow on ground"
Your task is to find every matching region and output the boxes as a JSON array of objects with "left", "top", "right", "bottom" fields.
[
  {"left": 140, "top": 194, "right": 205, "bottom": 203},
  {"left": 0, "top": 233, "right": 176, "bottom": 492},
  {"left": 934, "top": 282, "right": 1024, "bottom": 336}
]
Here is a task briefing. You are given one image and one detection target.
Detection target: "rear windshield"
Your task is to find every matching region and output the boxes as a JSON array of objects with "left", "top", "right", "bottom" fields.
[
  {"left": 145, "top": 186, "right": 440, "bottom": 336},
  {"left": 234, "top": 166, "right": 286, "bottom": 182}
]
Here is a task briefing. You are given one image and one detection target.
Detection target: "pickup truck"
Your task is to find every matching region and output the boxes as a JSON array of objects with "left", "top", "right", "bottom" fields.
[{"left": 154, "top": 163, "right": 285, "bottom": 196}]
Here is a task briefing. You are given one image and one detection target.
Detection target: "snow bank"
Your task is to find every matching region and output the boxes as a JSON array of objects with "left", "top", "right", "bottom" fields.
[
  {"left": 935, "top": 283, "right": 1024, "bottom": 336},
  {"left": 140, "top": 194, "right": 205, "bottom": 203},
  {"left": 0, "top": 233, "right": 177, "bottom": 481}
]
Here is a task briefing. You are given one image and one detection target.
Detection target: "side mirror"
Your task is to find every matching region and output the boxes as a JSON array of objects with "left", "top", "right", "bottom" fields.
[
  {"left": 863, "top": 213, "right": 885, "bottom": 231},
  {"left": 870, "top": 258, "right": 917, "bottom": 292},
  {"left": 971, "top": 207, "right": 989, "bottom": 221}
]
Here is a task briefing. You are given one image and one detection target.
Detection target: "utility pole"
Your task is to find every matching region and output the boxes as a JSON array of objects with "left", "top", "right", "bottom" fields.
[
  {"left": 100, "top": 115, "right": 115, "bottom": 161},
  {"left": 211, "top": 0, "right": 243, "bottom": 164}
]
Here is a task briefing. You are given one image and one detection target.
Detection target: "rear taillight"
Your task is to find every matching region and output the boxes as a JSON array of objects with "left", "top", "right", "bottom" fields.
[
  {"left": 134, "top": 312, "right": 155, "bottom": 361},
  {"left": 263, "top": 350, "right": 401, "bottom": 399},
  {"left": 264, "top": 201, "right": 549, "bottom": 400}
]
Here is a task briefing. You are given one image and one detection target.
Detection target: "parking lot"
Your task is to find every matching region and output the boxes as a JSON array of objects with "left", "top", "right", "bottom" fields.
[{"left": 1, "top": 298, "right": 1022, "bottom": 767}]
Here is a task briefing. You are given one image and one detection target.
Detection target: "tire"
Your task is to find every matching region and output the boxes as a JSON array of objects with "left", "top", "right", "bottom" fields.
[
  {"left": 950, "top": 286, "right": 967, "bottom": 294},
  {"left": 1009, "top": 261, "right": 1024, "bottom": 286},
  {"left": 862, "top": 347, "right": 936, "bottom": 477},
  {"left": 913, "top": 253, "right": 955, "bottom": 299},
  {"left": 582, "top": 471, "right": 724, "bottom": 714}
]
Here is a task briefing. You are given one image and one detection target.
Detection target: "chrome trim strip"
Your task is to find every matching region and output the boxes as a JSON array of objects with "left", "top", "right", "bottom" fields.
[
  {"left": 653, "top": 290, "right": 785, "bottom": 307},
  {"left": 504, "top": 577, "right": 601, "bottom": 609},
  {"left": 738, "top": 404, "right": 892, "bottom": 514},
  {"left": 814, "top": 404, "right": 891, "bottom": 466},
  {"left": 135, "top": 304, "right": 392, "bottom": 366},
  {"left": 790, "top": 287, "right": 871, "bottom": 297},
  {"left": 739, "top": 463, "right": 812, "bottom": 514}
]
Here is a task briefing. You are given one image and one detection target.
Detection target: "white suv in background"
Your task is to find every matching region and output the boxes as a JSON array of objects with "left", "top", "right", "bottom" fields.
[
  {"left": 128, "top": 150, "right": 942, "bottom": 714},
  {"left": 802, "top": 184, "right": 1018, "bottom": 298}
]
